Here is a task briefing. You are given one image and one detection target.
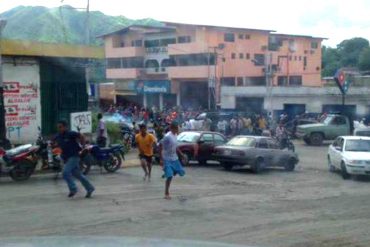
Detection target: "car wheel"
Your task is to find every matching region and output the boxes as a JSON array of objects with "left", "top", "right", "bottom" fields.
[
  {"left": 341, "top": 162, "right": 350, "bottom": 180},
  {"left": 222, "top": 163, "right": 233, "bottom": 171},
  {"left": 327, "top": 156, "right": 335, "bottom": 172},
  {"left": 285, "top": 158, "right": 296, "bottom": 171},
  {"left": 181, "top": 152, "right": 191, "bottom": 166},
  {"left": 303, "top": 137, "right": 311, "bottom": 145},
  {"left": 310, "top": 133, "right": 323, "bottom": 146},
  {"left": 252, "top": 158, "right": 264, "bottom": 174}
]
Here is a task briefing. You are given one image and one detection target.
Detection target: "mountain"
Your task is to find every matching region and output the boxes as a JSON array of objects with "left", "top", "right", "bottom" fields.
[{"left": 0, "top": 5, "right": 160, "bottom": 45}]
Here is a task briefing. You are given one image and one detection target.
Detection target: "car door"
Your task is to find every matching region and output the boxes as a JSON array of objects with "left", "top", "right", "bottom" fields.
[
  {"left": 267, "top": 138, "right": 283, "bottom": 166},
  {"left": 328, "top": 116, "right": 348, "bottom": 139},
  {"left": 331, "top": 137, "right": 344, "bottom": 168},
  {"left": 198, "top": 133, "right": 214, "bottom": 161},
  {"left": 255, "top": 138, "right": 273, "bottom": 166}
]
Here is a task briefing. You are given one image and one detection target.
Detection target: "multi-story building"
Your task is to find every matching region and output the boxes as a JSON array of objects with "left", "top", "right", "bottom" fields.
[{"left": 101, "top": 22, "right": 370, "bottom": 117}]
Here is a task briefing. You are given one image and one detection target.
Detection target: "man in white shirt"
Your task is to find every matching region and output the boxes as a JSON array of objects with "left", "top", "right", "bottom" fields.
[
  {"left": 96, "top": 113, "right": 108, "bottom": 147},
  {"left": 159, "top": 122, "right": 186, "bottom": 200}
]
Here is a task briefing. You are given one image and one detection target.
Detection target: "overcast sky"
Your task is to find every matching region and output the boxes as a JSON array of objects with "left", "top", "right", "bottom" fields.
[{"left": 1, "top": 0, "right": 370, "bottom": 47}]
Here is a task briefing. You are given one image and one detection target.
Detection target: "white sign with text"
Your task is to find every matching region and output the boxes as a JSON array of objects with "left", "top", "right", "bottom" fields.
[{"left": 70, "top": 111, "right": 92, "bottom": 134}]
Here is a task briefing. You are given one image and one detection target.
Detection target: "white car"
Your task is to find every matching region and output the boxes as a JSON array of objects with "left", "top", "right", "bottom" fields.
[{"left": 328, "top": 136, "right": 370, "bottom": 179}]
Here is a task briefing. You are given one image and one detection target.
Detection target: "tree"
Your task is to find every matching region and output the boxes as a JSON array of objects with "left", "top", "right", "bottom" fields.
[
  {"left": 337, "top": 37, "right": 369, "bottom": 67},
  {"left": 359, "top": 48, "right": 370, "bottom": 72},
  {"left": 322, "top": 46, "right": 341, "bottom": 77}
]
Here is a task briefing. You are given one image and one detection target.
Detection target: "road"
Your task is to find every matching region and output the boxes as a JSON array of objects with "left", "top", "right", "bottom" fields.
[{"left": 1, "top": 141, "right": 370, "bottom": 247}]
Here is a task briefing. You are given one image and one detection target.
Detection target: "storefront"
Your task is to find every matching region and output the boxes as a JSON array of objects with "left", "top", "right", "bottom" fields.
[{"left": 136, "top": 80, "right": 175, "bottom": 110}]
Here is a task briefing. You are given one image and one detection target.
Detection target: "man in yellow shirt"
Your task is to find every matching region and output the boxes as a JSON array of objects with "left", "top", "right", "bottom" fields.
[{"left": 135, "top": 123, "right": 156, "bottom": 181}]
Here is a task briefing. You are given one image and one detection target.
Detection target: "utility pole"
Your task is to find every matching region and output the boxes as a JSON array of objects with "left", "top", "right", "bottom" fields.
[{"left": 0, "top": 19, "right": 10, "bottom": 149}]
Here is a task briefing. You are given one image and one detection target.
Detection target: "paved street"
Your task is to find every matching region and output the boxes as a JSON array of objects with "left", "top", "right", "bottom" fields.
[{"left": 1, "top": 141, "right": 370, "bottom": 247}]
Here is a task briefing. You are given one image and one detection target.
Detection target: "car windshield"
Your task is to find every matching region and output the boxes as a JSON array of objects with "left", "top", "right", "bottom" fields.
[
  {"left": 227, "top": 136, "right": 256, "bottom": 147},
  {"left": 177, "top": 132, "right": 200, "bottom": 143},
  {"left": 345, "top": 140, "right": 370, "bottom": 152},
  {"left": 321, "top": 115, "right": 334, "bottom": 124}
]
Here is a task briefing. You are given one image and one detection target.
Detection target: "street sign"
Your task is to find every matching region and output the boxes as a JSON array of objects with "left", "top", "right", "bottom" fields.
[
  {"left": 334, "top": 69, "right": 352, "bottom": 94},
  {"left": 70, "top": 111, "right": 92, "bottom": 134}
]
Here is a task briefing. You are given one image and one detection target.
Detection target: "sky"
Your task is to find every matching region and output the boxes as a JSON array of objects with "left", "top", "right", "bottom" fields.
[{"left": 1, "top": 0, "right": 370, "bottom": 47}]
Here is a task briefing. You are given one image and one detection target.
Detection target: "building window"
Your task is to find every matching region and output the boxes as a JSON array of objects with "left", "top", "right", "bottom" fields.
[
  {"left": 244, "top": 77, "right": 266, "bottom": 86},
  {"left": 171, "top": 53, "right": 215, "bottom": 66},
  {"left": 253, "top": 54, "right": 265, "bottom": 66},
  {"left": 299, "top": 56, "right": 302, "bottom": 61},
  {"left": 224, "top": 33, "right": 235, "bottom": 42},
  {"left": 245, "top": 34, "right": 250, "bottom": 39},
  {"left": 231, "top": 53, "right": 236, "bottom": 59},
  {"left": 107, "top": 58, "right": 121, "bottom": 69},
  {"left": 221, "top": 77, "right": 235, "bottom": 86},
  {"left": 303, "top": 56, "right": 307, "bottom": 68},
  {"left": 246, "top": 53, "right": 250, "bottom": 59},
  {"left": 311, "top": 42, "right": 318, "bottom": 49},
  {"left": 178, "top": 36, "right": 191, "bottom": 43},
  {"left": 277, "top": 76, "right": 288, "bottom": 86},
  {"left": 239, "top": 53, "right": 244, "bottom": 59},
  {"left": 237, "top": 77, "right": 244, "bottom": 86},
  {"left": 289, "top": 55, "right": 292, "bottom": 61},
  {"left": 131, "top": 39, "right": 143, "bottom": 47},
  {"left": 238, "top": 34, "right": 244, "bottom": 39},
  {"left": 289, "top": 76, "right": 302, "bottom": 86},
  {"left": 294, "top": 56, "right": 297, "bottom": 61},
  {"left": 160, "top": 38, "right": 176, "bottom": 46}
]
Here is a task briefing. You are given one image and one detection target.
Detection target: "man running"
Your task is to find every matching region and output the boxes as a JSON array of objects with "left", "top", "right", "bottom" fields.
[
  {"left": 159, "top": 121, "right": 186, "bottom": 200},
  {"left": 54, "top": 120, "right": 95, "bottom": 198},
  {"left": 135, "top": 123, "right": 156, "bottom": 181}
]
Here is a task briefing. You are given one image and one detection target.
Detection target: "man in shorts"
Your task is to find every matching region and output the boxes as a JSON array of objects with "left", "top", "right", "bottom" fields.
[
  {"left": 159, "top": 121, "right": 186, "bottom": 200},
  {"left": 135, "top": 123, "right": 156, "bottom": 181}
]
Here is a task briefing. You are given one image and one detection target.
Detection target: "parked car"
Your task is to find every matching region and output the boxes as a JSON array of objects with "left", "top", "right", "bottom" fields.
[
  {"left": 213, "top": 135, "right": 299, "bottom": 173},
  {"left": 296, "top": 114, "right": 351, "bottom": 146},
  {"left": 327, "top": 136, "right": 370, "bottom": 179},
  {"left": 354, "top": 126, "right": 370, "bottom": 137},
  {"left": 177, "top": 131, "right": 227, "bottom": 165}
]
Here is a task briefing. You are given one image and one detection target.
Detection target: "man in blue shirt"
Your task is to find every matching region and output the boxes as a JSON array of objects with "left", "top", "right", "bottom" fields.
[{"left": 54, "top": 120, "right": 95, "bottom": 198}]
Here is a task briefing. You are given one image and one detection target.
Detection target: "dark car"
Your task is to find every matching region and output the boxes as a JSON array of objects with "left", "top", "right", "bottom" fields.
[
  {"left": 177, "top": 131, "right": 227, "bottom": 165},
  {"left": 214, "top": 136, "right": 299, "bottom": 173}
]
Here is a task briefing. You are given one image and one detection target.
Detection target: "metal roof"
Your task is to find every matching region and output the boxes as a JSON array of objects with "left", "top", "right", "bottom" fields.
[
  {"left": 97, "top": 25, "right": 176, "bottom": 38},
  {"left": 1, "top": 39, "right": 104, "bottom": 59}
]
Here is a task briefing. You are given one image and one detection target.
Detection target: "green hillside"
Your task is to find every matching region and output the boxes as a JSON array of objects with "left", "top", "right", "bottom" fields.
[{"left": 0, "top": 5, "right": 160, "bottom": 45}]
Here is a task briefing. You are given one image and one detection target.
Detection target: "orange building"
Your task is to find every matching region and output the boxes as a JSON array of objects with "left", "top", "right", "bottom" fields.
[{"left": 101, "top": 22, "right": 327, "bottom": 114}]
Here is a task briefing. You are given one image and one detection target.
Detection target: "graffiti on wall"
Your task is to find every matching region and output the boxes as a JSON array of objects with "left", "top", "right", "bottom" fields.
[
  {"left": 70, "top": 111, "right": 92, "bottom": 134},
  {"left": 4, "top": 82, "right": 39, "bottom": 140}
]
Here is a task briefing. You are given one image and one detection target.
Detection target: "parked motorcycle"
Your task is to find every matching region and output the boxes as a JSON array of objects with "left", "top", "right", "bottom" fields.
[
  {"left": 80, "top": 144, "right": 124, "bottom": 175},
  {"left": 278, "top": 136, "right": 295, "bottom": 152},
  {"left": 0, "top": 144, "right": 39, "bottom": 181}
]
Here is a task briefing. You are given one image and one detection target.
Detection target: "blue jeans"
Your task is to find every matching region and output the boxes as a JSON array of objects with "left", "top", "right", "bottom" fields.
[{"left": 63, "top": 156, "right": 94, "bottom": 193}]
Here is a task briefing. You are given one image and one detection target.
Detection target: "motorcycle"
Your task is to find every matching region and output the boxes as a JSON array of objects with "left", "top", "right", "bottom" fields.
[
  {"left": 80, "top": 144, "right": 124, "bottom": 175},
  {"left": 0, "top": 144, "right": 39, "bottom": 181},
  {"left": 277, "top": 136, "right": 295, "bottom": 152},
  {"left": 35, "top": 128, "right": 69, "bottom": 177}
]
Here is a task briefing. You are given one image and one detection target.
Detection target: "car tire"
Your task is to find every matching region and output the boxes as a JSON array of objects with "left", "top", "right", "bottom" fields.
[
  {"left": 303, "top": 137, "right": 311, "bottom": 145},
  {"left": 310, "top": 133, "right": 323, "bottom": 146},
  {"left": 327, "top": 156, "right": 335, "bottom": 172},
  {"left": 222, "top": 163, "right": 233, "bottom": 171},
  {"left": 341, "top": 162, "right": 350, "bottom": 180},
  {"left": 285, "top": 158, "right": 296, "bottom": 171},
  {"left": 252, "top": 158, "right": 264, "bottom": 174},
  {"left": 181, "top": 152, "right": 191, "bottom": 166}
]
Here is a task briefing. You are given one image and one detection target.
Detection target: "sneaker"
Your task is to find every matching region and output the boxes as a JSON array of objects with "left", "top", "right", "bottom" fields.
[
  {"left": 85, "top": 188, "right": 95, "bottom": 198},
  {"left": 68, "top": 191, "right": 77, "bottom": 198}
]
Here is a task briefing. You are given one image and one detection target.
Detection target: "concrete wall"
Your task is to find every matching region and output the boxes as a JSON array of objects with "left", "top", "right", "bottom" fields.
[{"left": 3, "top": 57, "right": 41, "bottom": 144}]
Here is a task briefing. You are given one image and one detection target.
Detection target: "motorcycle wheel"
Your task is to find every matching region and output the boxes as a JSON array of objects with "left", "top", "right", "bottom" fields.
[
  {"left": 9, "top": 159, "right": 35, "bottom": 181},
  {"left": 103, "top": 152, "right": 122, "bottom": 173}
]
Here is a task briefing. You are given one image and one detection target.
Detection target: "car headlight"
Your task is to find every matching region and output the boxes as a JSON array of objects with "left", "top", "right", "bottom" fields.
[{"left": 347, "top": 160, "right": 364, "bottom": 164}]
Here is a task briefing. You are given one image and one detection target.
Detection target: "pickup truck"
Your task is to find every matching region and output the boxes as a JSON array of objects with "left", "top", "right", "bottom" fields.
[{"left": 296, "top": 114, "right": 351, "bottom": 146}]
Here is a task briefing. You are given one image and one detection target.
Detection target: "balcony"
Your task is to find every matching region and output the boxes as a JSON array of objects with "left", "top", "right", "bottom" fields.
[
  {"left": 143, "top": 67, "right": 167, "bottom": 75},
  {"left": 168, "top": 66, "right": 209, "bottom": 79},
  {"left": 106, "top": 68, "right": 140, "bottom": 79},
  {"left": 105, "top": 46, "right": 145, "bottom": 58},
  {"left": 168, "top": 43, "right": 208, "bottom": 55}
]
